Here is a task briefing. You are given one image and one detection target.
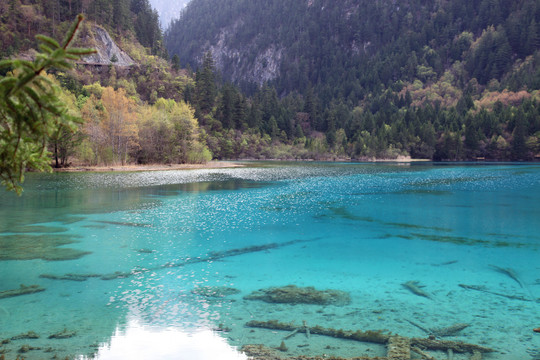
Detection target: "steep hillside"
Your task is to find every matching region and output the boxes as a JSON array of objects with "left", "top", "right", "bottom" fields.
[
  {"left": 166, "top": 0, "right": 540, "bottom": 94},
  {"left": 163, "top": 0, "right": 540, "bottom": 161},
  {"left": 0, "top": 0, "right": 182, "bottom": 103},
  {"left": 0, "top": 0, "right": 165, "bottom": 59},
  {"left": 2, "top": 0, "right": 540, "bottom": 163},
  {"left": 81, "top": 24, "right": 134, "bottom": 66},
  {"left": 0, "top": 0, "right": 209, "bottom": 169}
]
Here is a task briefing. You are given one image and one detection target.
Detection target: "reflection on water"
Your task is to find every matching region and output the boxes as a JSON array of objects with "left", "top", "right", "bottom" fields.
[
  {"left": 88, "top": 319, "right": 247, "bottom": 360},
  {"left": 0, "top": 162, "right": 539, "bottom": 359}
]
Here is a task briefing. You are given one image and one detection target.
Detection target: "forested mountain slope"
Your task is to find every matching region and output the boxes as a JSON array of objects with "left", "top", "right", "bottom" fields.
[
  {"left": 0, "top": 0, "right": 165, "bottom": 58},
  {"left": 165, "top": 0, "right": 540, "bottom": 161},
  {"left": 1, "top": 0, "right": 212, "bottom": 169},
  {"left": 2, "top": 0, "right": 540, "bottom": 165},
  {"left": 167, "top": 0, "right": 540, "bottom": 94}
]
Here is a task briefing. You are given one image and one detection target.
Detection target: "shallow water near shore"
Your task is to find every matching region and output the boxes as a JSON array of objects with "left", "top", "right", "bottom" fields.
[{"left": 0, "top": 162, "right": 539, "bottom": 359}]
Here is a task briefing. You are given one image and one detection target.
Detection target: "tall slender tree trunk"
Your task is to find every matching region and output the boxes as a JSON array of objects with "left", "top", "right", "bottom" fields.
[{"left": 54, "top": 143, "right": 59, "bottom": 168}]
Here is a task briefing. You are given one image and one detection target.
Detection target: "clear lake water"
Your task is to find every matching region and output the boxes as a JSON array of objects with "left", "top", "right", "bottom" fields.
[{"left": 0, "top": 162, "right": 539, "bottom": 359}]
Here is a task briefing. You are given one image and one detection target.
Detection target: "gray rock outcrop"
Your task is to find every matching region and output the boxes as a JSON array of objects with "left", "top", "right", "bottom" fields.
[{"left": 82, "top": 25, "right": 134, "bottom": 66}]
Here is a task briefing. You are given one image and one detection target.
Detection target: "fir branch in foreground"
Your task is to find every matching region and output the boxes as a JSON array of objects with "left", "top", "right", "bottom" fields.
[{"left": 0, "top": 15, "right": 96, "bottom": 195}]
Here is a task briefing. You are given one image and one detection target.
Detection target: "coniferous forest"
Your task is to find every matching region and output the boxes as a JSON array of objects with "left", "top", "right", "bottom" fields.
[
  {"left": 166, "top": 0, "right": 540, "bottom": 161},
  {"left": 2, "top": 0, "right": 540, "bottom": 166}
]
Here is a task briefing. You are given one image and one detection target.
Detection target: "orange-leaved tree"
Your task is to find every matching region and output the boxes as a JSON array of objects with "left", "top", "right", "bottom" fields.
[{"left": 99, "top": 87, "right": 139, "bottom": 165}]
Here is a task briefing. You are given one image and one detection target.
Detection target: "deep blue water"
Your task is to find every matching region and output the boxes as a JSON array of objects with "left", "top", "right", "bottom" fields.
[{"left": 0, "top": 162, "right": 539, "bottom": 359}]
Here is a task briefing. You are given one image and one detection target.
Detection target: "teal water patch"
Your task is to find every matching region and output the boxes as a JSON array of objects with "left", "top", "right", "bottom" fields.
[{"left": 0, "top": 163, "right": 539, "bottom": 359}]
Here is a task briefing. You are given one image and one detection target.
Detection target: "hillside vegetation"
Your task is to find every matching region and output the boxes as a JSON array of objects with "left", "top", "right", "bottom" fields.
[
  {"left": 1, "top": 0, "right": 213, "bottom": 169},
  {"left": 165, "top": 0, "right": 540, "bottom": 161},
  {"left": 2, "top": 0, "right": 540, "bottom": 167}
]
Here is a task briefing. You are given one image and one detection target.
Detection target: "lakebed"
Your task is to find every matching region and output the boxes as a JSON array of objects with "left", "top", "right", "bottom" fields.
[{"left": 0, "top": 162, "right": 539, "bottom": 359}]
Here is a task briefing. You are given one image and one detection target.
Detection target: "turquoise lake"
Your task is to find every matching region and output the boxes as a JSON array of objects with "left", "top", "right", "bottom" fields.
[{"left": 0, "top": 162, "right": 539, "bottom": 359}]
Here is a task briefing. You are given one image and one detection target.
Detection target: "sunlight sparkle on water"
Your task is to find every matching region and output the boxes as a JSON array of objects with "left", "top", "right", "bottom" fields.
[{"left": 87, "top": 319, "right": 247, "bottom": 360}]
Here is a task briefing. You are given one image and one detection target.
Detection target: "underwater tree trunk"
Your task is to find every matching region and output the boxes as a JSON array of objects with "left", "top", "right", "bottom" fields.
[{"left": 387, "top": 336, "right": 411, "bottom": 360}]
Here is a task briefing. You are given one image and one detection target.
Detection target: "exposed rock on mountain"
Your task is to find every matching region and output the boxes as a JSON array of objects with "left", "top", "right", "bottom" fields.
[
  {"left": 208, "top": 28, "right": 283, "bottom": 86},
  {"left": 165, "top": 0, "right": 540, "bottom": 97},
  {"left": 82, "top": 25, "right": 134, "bottom": 66}
]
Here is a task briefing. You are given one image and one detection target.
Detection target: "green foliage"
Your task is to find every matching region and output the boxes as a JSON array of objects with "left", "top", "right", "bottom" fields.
[
  {"left": 135, "top": 99, "right": 211, "bottom": 164},
  {"left": 0, "top": 0, "right": 165, "bottom": 60},
  {"left": 0, "top": 15, "right": 95, "bottom": 194},
  {"left": 195, "top": 52, "right": 217, "bottom": 116},
  {"left": 162, "top": 0, "right": 540, "bottom": 162},
  {"left": 4, "top": 0, "right": 540, "bottom": 165}
]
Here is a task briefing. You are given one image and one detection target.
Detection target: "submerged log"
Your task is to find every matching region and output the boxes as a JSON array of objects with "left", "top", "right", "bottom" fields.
[
  {"left": 430, "top": 323, "right": 469, "bottom": 337},
  {"left": 40, "top": 274, "right": 89, "bottom": 281},
  {"left": 0, "top": 285, "right": 45, "bottom": 299},
  {"left": 488, "top": 265, "right": 523, "bottom": 288},
  {"left": 408, "top": 338, "right": 493, "bottom": 354},
  {"left": 48, "top": 328, "right": 76, "bottom": 339},
  {"left": 387, "top": 336, "right": 411, "bottom": 360},
  {"left": 406, "top": 319, "right": 469, "bottom": 337},
  {"left": 163, "top": 238, "right": 314, "bottom": 269},
  {"left": 411, "top": 346, "right": 436, "bottom": 360},
  {"left": 459, "top": 284, "right": 535, "bottom": 302},
  {"left": 11, "top": 331, "right": 39, "bottom": 340},
  {"left": 402, "top": 281, "right": 432, "bottom": 299},
  {"left": 245, "top": 320, "right": 495, "bottom": 355},
  {"left": 246, "top": 320, "right": 390, "bottom": 344},
  {"left": 48, "top": 239, "right": 316, "bottom": 283}
]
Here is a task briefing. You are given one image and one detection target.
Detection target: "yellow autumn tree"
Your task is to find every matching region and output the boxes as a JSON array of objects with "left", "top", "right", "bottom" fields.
[
  {"left": 137, "top": 104, "right": 172, "bottom": 163},
  {"left": 136, "top": 98, "right": 211, "bottom": 164},
  {"left": 100, "top": 87, "right": 139, "bottom": 165},
  {"left": 80, "top": 94, "right": 106, "bottom": 165}
]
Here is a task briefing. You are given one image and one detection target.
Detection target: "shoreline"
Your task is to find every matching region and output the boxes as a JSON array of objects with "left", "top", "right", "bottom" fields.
[
  {"left": 53, "top": 161, "right": 245, "bottom": 173},
  {"left": 52, "top": 157, "right": 538, "bottom": 173}
]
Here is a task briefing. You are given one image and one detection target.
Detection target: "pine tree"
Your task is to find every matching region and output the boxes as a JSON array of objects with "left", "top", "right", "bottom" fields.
[
  {"left": 218, "top": 84, "right": 234, "bottom": 128},
  {"left": 526, "top": 20, "right": 540, "bottom": 55},
  {"left": 0, "top": 15, "right": 95, "bottom": 194},
  {"left": 512, "top": 110, "right": 528, "bottom": 160},
  {"left": 171, "top": 54, "right": 180, "bottom": 71},
  {"left": 195, "top": 52, "right": 217, "bottom": 115},
  {"left": 233, "top": 93, "right": 246, "bottom": 129},
  {"left": 113, "top": 0, "right": 130, "bottom": 31}
]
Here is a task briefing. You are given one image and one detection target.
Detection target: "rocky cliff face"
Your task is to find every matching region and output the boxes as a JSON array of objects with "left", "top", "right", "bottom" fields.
[
  {"left": 206, "top": 23, "right": 283, "bottom": 86},
  {"left": 164, "top": 0, "right": 366, "bottom": 89},
  {"left": 82, "top": 25, "right": 134, "bottom": 66}
]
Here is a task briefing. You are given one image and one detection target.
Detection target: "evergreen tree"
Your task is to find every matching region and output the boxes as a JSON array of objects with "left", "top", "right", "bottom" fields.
[
  {"left": 113, "top": 0, "right": 130, "bottom": 31},
  {"left": 171, "top": 54, "right": 181, "bottom": 71},
  {"left": 526, "top": 20, "right": 540, "bottom": 55},
  {"left": 0, "top": 15, "right": 95, "bottom": 194},
  {"left": 218, "top": 84, "right": 234, "bottom": 128},
  {"left": 512, "top": 110, "right": 528, "bottom": 160},
  {"left": 233, "top": 93, "right": 247, "bottom": 129},
  {"left": 195, "top": 52, "right": 217, "bottom": 115}
]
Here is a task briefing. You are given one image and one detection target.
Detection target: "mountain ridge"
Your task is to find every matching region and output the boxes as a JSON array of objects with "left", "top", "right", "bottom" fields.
[
  {"left": 163, "top": 0, "right": 540, "bottom": 161},
  {"left": 165, "top": 0, "right": 540, "bottom": 94}
]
